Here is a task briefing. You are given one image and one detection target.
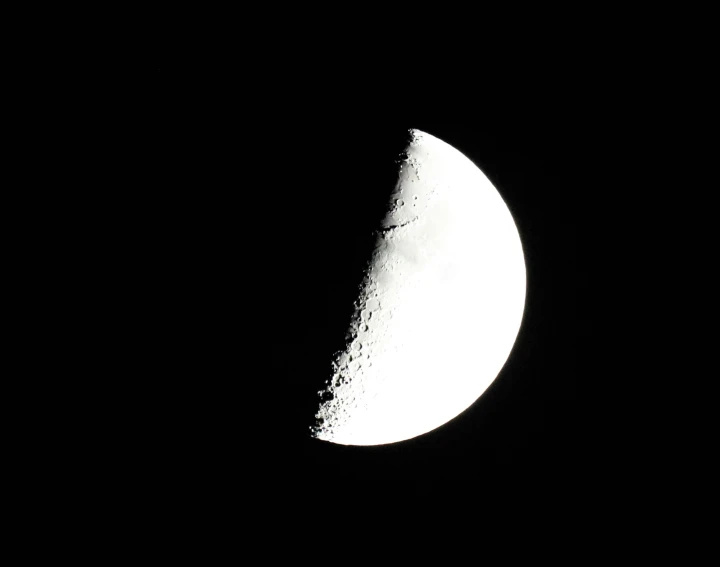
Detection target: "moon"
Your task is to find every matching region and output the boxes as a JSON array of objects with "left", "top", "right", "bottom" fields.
[{"left": 312, "top": 129, "right": 526, "bottom": 446}]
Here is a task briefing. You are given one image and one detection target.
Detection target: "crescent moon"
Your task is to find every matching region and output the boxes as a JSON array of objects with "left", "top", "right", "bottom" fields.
[{"left": 312, "top": 129, "right": 526, "bottom": 446}]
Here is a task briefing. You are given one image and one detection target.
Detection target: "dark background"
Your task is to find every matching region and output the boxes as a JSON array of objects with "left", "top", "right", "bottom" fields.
[{"left": 118, "top": 66, "right": 581, "bottom": 499}]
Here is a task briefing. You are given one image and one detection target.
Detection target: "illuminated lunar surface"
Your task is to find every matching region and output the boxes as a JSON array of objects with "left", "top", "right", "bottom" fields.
[{"left": 312, "top": 129, "right": 526, "bottom": 446}]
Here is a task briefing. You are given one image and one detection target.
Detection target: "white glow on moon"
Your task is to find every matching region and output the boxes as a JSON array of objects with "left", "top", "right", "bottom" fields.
[{"left": 312, "top": 129, "right": 526, "bottom": 446}]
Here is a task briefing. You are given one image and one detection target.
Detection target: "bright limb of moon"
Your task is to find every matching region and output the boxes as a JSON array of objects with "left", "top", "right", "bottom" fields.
[{"left": 312, "top": 129, "right": 526, "bottom": 446}]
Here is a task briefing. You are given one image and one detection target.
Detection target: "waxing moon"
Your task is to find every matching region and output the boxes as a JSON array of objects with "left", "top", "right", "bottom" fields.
[{"left": 312, "top": 129, "right": 526, "bottom": 446}]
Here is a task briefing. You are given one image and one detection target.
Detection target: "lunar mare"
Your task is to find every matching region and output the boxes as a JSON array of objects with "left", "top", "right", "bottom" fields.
[{"left": 312, "top": 129, "right": 526, "bottom": 446}]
